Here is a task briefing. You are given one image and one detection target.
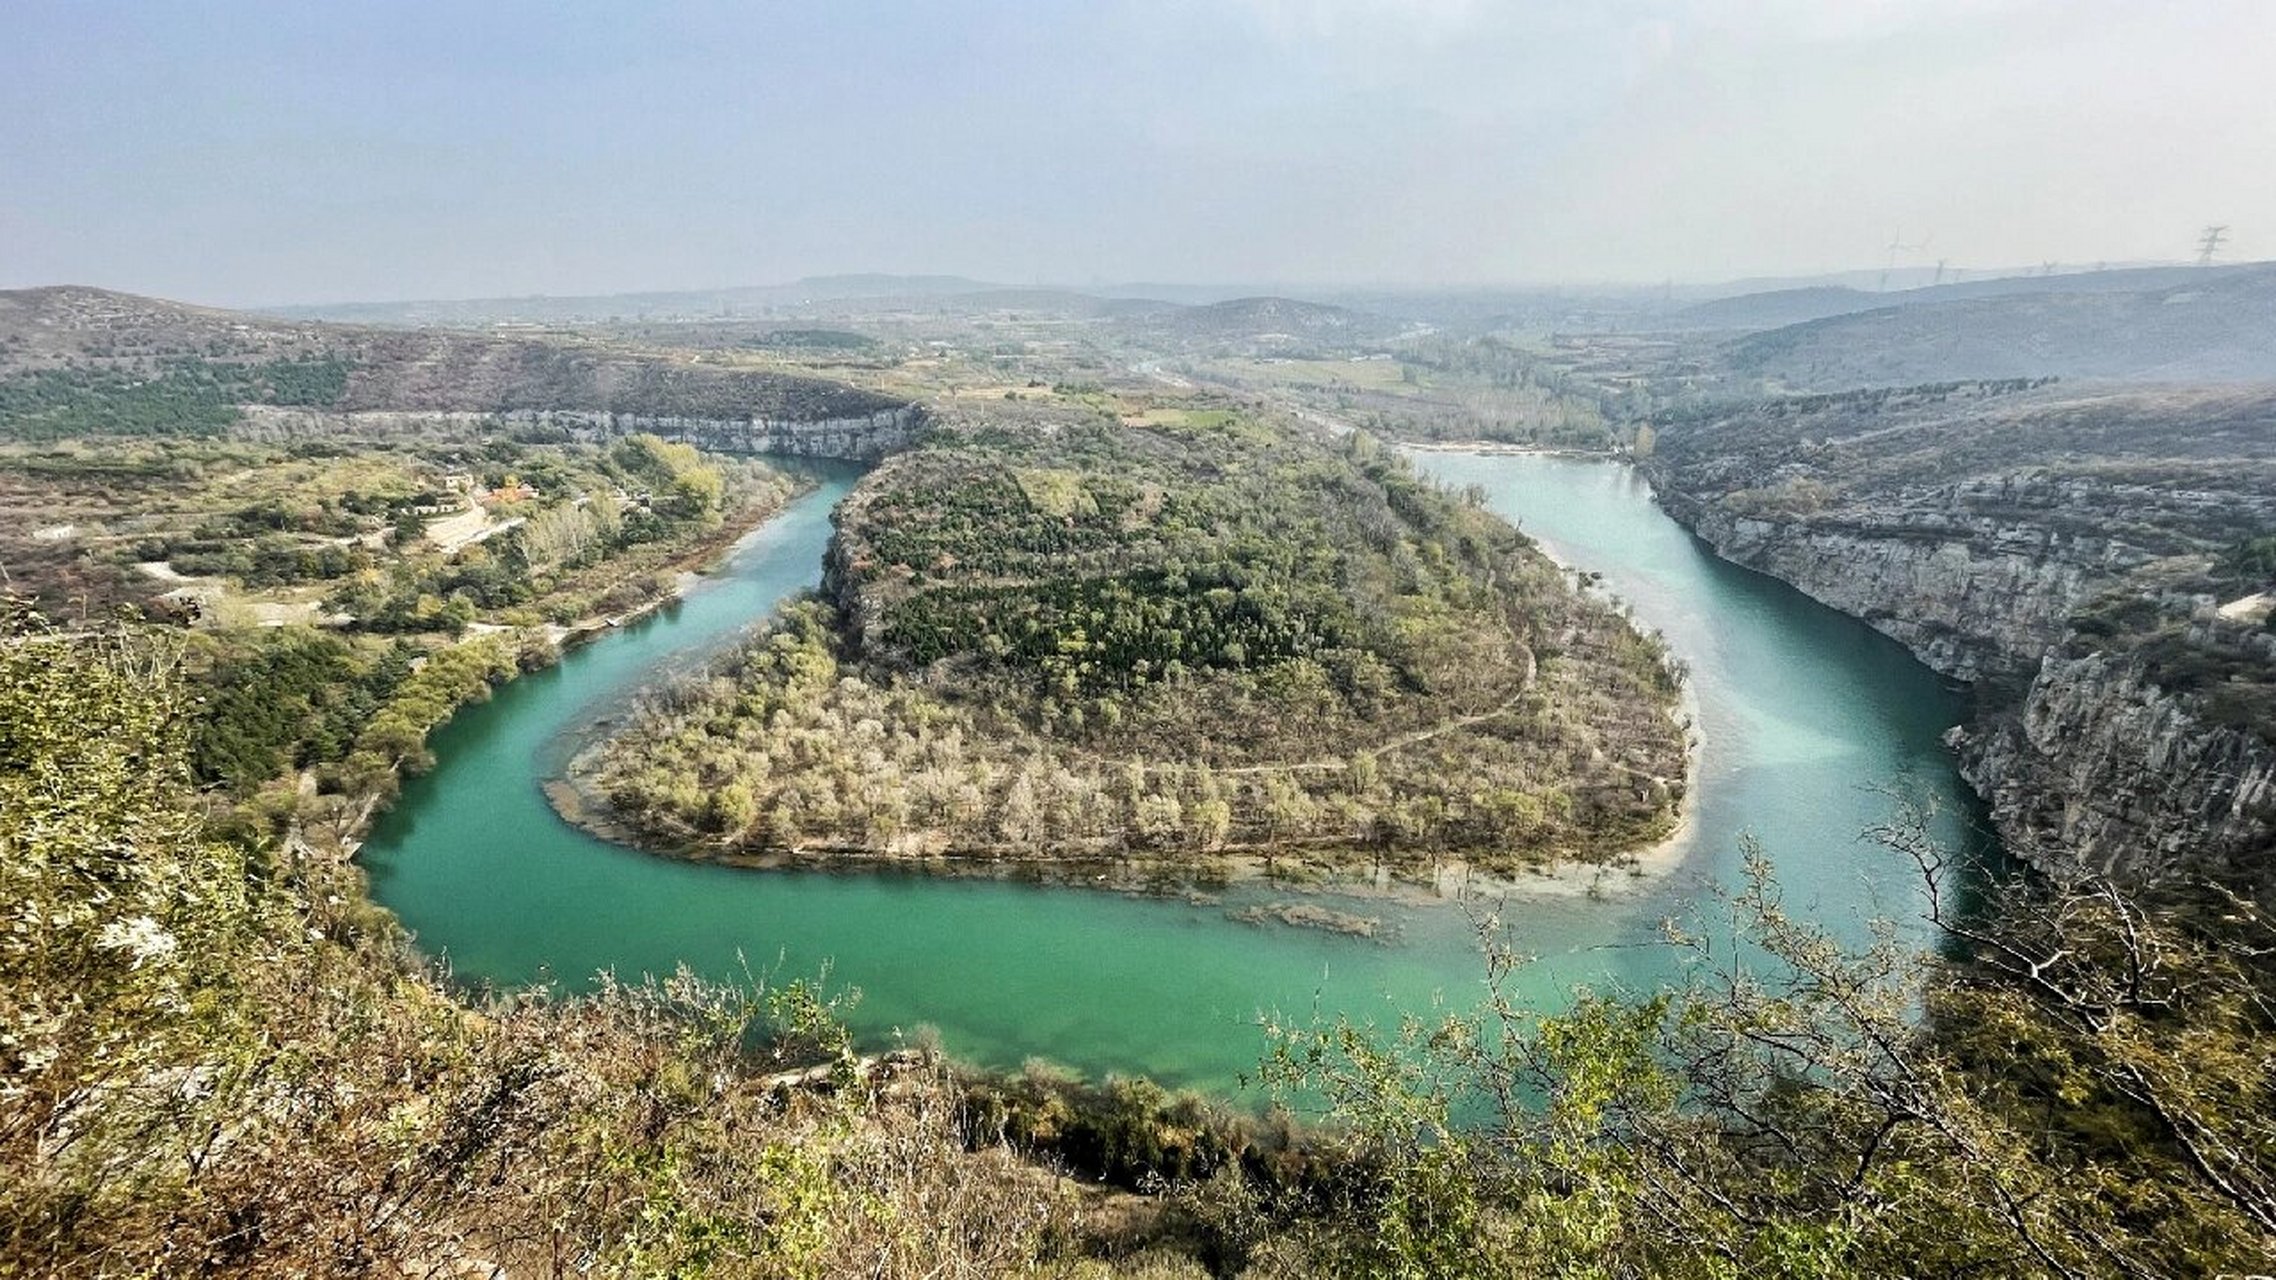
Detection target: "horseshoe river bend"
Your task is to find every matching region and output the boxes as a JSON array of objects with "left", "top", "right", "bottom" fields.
[{"left": 361, "top": 452, "right": 1986, "bottom": 1094}]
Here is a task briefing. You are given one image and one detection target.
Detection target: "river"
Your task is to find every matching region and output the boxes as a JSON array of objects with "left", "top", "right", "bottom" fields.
[{"left": 361, "top": 453, "right": 1984, "bottom": 1093}]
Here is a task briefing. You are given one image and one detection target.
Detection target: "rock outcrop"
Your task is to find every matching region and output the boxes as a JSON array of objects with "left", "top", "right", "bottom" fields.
[
  {"left": 1644, "top": 381, "right": 2276, "bottom": 887},
  {"left": 1952, "top": 649, "right": 2276, "bottom": 884},
  {"left": 1650, "top": 479, "right": 2135, "bottom": 684},
  {"left": 236, "top": 404, "right": 925, "bottom": 461}
]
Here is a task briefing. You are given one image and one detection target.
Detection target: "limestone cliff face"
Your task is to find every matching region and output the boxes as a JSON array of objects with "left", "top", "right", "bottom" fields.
[
  {"left": 236, "top": 404, "right": 926, "bottom": 461},
  {"left": 1651, "top": 478, "right": 2134, "bottom": 684},
  {"left": 1639, "top": 382, "right": 2276, "bottom": 885},
  {"left": 1649, "top": 478, "right": 2276, "bottom": 883},
  {"left": 1952, "top": 649, "right": 2276, "bottom": 884}
]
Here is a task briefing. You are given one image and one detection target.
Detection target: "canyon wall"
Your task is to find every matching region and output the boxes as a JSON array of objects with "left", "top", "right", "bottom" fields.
[
  {"left": 1649, "top": 477, "right": 2135, "bottom": 684},
  {"left": 236, "top": 404, "right": 926, "bottom": 461},
  {"left": 1953, "top": 648, "right": 2276, "bottom": 884},
  {"left": 1644, "top": 383, "right": 2276, "bottom": 886}
]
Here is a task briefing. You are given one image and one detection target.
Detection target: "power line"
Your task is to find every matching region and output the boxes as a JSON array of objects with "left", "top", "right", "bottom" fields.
[{"left": 2196, "top": 225, "right": 2229, "bottom": 266}]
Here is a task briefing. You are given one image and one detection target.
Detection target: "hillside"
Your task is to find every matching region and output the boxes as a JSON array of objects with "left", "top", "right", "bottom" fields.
[
  {"left": 1659, "top": 262, "right": 2267, "bottom": 334},
  {"left": 0, "top": 286, "right": 905, "bottom": 428},
  {"left": 584, "top": 401, "right": 1687, "bottom": 877},
  {"left": 1662, "top": 285, "right": 1878, "bottom": 332},
  {"left": 1723, "top": 265, "right": 2276, "bottom": 387},
  {"left": 0, "top": 287, "right": 910, "bottom": 632}
]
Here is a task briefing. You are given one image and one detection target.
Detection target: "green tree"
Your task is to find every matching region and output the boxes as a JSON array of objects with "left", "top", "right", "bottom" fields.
[{"left": 1255, "top": 820, "right": 2276, "bottom": 1277}]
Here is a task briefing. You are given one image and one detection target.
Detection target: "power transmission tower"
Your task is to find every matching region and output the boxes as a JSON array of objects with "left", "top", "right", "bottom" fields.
[
  {"left": 1879, "top": 228, "right": 1931, "bottom": 292},
  {"left": 2197, "top": 225, "right": 2229, "bottom": 266}
]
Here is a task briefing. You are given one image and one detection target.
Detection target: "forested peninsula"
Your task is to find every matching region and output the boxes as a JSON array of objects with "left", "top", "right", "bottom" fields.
[{"left": 579, "top": 403, "right": 1688, "bottom": 879}]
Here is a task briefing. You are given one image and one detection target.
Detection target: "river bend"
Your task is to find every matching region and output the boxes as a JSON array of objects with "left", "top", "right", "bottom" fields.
[{"left": 363, "top": 453, "right": 1983, "bottom": 1091}]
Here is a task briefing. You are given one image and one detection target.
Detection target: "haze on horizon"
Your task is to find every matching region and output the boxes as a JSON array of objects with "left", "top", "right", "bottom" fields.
[{"left": 4, "top": 0, "right": 2271, "bottom": 308}]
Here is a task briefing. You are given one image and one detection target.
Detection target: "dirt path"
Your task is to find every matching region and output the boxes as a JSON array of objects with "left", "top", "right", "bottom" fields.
[
  {"left": 1216, "top": 654, "right": 1536, "bottom": 777},
  {"left": 1062, "top": 641, "right": 1539, "bottom": 781},
  {"left": 425, "top": 506, "right": 524, "bottom": 555}
]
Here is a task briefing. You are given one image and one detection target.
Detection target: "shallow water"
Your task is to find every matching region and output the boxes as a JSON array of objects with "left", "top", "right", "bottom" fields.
[{"left": 362, "top": 454, "right": 1983, "bottom": 1093}]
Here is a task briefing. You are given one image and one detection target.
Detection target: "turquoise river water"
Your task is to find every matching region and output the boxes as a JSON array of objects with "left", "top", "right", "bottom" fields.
[{"left": 362, "top": 453, "right": 1984, "bottom": 1093}]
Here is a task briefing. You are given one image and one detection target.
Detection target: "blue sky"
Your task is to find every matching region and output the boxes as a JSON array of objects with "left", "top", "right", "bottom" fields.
[{"left": 4, "top": 1, "right": 2270, "bottom": 304}]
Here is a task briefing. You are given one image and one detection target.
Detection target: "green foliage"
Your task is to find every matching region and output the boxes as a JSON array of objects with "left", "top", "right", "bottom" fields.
[
  {"left": 2220, "top": 531, "right": 2276, "bottom": 584},
  {"left": 1, "top": 615, "right": 1094, "bottom": 1275},
  {"left": 844, "top": 417, "right": 1555, "bottom": 705},
  {"left": 347, "top": 634, "right": 523, "bottom": 778},
  {"left": 615, "top": 432, "right": 727, "bottom": 520},
  {"left": 171, "top": 532, "right": 374, "bottom": 585},
  {"left": 189, "top": 627, "right": 393, "bottom": 790},
  {"left": 0, "top": 356, "right": 351, "bottom": 439},
  {"left": 1, "top": 612, "right": 278, "bottom": 1238},
  {"left": 303, "top": 435, "right": 789, "bottom": 634},
  {"left": 180, "top": 617, "right": 544, "bottom": 814},
  {"left": 0, "top": 420, "right": 794, "bottom": 635}
]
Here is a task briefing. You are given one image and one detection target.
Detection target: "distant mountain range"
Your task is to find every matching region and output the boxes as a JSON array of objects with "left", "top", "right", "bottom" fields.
[
  {"left": 38, "top": 253, "right": 2276, "bottom": 395},
  {"left": 260, "top": 275, "right": 1014, "bottom": 327},
  {"left": 253, "top": 261, "right": 2238, "bottom": 339}
]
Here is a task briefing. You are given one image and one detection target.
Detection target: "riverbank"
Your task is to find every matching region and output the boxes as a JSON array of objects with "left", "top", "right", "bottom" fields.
[
  {"left": 542, "top": 444, "right": 1702, "bottom": 916},
  {"left": 462, "top": 470, "right": 825, "bottom": 653},
  {"left": 308, "top": 472, "right": 834, "bottom": 867}
]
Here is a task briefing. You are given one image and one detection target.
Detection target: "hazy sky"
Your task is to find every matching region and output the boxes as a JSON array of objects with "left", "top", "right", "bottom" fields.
[{"left": 5, "top": 0, "right": 2271, "bottom": 305}]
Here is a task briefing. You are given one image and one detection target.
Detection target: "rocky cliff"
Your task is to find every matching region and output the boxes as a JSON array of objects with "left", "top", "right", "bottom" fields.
[
  {"left": 1952, "top": 648, "right": 2276, "bottom": 884},
  {"left": 1649, "top": 478, "right": 2136, "bottom": 683},
  {"left": 1644, "top": 381, "right": 2276, "bottom": 887},
  {"left": 236, "top": 404, "right": 925, "bottom": 461}
]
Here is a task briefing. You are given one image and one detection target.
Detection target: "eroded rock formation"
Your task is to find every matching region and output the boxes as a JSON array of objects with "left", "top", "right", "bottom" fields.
[{"left": 1644, "top": 381, "right": 2276, "bottom": 886}]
